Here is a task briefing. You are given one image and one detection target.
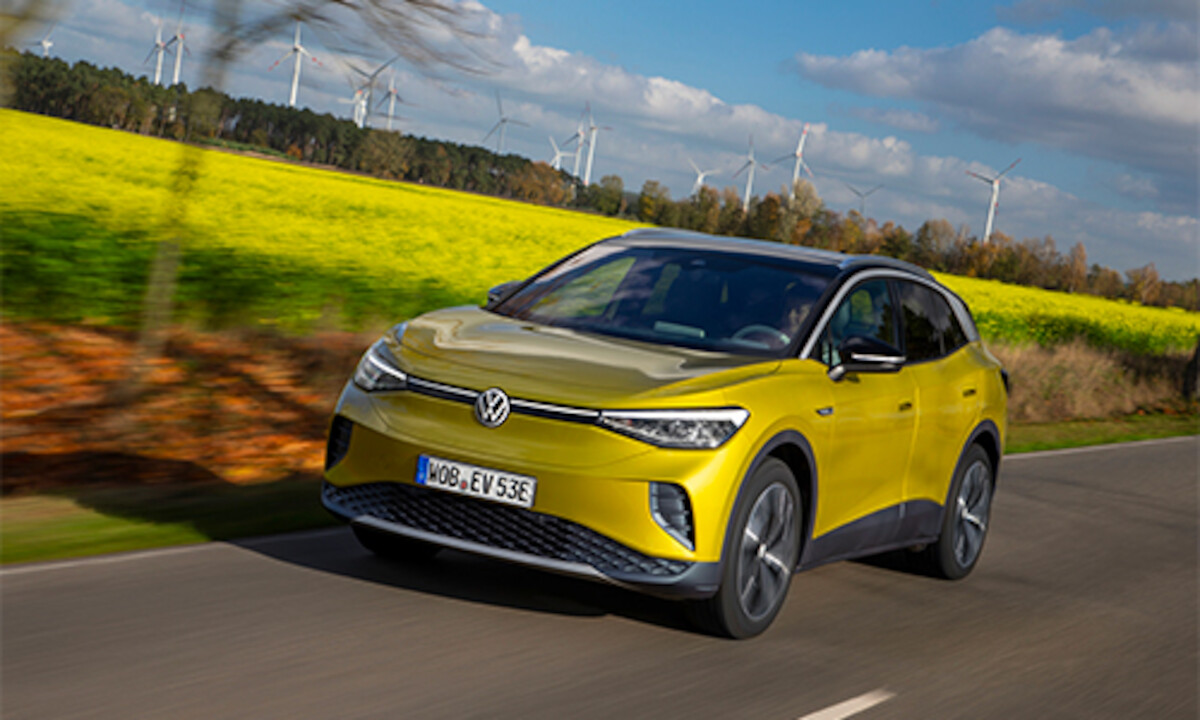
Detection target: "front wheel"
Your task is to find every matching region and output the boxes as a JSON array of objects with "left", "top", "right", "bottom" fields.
[
  {"left": 686, "top": 457, "right": 801, "bottom": 638},
  {"left": 917, "top": 444, "right": 994, "bottom": 579}
]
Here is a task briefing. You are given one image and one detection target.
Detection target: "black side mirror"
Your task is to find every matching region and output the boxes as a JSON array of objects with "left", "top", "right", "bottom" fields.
[
  {"left": 486, "top": 280, "right": 522, "bottom": 306},
  {"left": 828, "top": 335, "right": 906, "bottom": 381}
]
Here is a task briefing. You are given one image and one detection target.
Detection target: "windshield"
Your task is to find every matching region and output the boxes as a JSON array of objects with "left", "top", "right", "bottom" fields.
[{"left": 492, "top": 244, "right": 833, "bottom": 356}]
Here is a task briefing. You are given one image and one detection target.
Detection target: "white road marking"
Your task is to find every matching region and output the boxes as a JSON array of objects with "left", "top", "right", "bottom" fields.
[
  {"left": 798, "top": 690, "right": 896, "bottom": 720},
  {"left": 0, "top": 527, "right": 346, "bottom": 577},
  {"left": 1006, "top": 434, "right": 1197, "bottom": 461}
]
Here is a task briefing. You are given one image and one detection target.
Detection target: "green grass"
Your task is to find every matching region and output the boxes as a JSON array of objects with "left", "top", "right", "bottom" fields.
[
  {"left": 1005, "top": 413, "right": 1199, "bottom": 453},
  {"left": 3, "top": 417, "right": 1195, "bottom": 566},
  {"left": 0, "top": 478, "right": 335, "bottom": 565}
]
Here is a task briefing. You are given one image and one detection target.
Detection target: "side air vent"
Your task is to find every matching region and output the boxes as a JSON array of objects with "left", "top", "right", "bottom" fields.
[
  {"left": 325, "top": 416, "right": 353, "bottom": 471},
  {"left": 650, "top": 482, "right": 695, "bottom": 551}
]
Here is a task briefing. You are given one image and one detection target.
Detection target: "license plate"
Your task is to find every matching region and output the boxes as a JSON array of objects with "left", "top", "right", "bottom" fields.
[{"left": 415, "top": 455, "right": 536, "bottom": 508}]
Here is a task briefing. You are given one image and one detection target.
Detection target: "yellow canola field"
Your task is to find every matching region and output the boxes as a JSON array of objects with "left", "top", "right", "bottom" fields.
[
  {"left": 2, "top": 109, "right": 1196, "bottom": 353},
  {"left": 0, "top": 109, "right": 641, "bottom": 298}
]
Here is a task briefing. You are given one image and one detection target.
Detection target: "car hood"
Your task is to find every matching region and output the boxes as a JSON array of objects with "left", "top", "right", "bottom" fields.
[{"left": 391, "top": 307, "right": 780, "bottom": 407}]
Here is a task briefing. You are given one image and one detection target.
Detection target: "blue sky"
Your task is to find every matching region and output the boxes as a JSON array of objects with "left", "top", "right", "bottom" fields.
[{"left": 20, "top": 0, "right": 1200, "bottom": 279}]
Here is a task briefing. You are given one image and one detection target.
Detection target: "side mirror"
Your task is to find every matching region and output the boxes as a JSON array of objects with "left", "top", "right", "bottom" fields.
[
  {"left": 828, "top": 335, "right": 905, "bottom": 381},
  {"left": 486, "top": 280, "right": 522, "bottom": 306}
]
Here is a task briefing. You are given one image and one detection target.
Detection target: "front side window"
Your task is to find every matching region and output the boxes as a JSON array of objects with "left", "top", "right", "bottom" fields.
[
  {"left": 492, "top": 244, "right": 833, "bottom": 356},
  {"left": 816, "top": 279, "right": 897, "bottom": 366}
]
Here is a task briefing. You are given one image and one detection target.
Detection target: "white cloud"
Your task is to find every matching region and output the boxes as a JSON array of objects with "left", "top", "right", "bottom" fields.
[{"left": 792, "top": 25, "right": 1200, "bottom": 214}]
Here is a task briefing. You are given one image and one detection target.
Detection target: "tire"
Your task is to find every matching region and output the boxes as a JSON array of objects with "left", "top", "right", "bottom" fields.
[
  {"left": 686, "top": 457, "right": 802, "bottom": 639},
  {"left": 917, "top": 444, "right": 994, "bottom": 580},
  {"left": 352, "top": 524, "right": 441, "bottom": 562}
]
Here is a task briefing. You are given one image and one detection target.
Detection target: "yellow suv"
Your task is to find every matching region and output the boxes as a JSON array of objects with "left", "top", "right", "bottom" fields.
[{"left": 322, "top": 229, "right": 1008, "bottom": 637}]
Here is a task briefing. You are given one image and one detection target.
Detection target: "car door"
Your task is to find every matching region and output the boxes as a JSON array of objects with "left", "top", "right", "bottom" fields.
[
  {"left": 896, "top": 280, "right": 981, "bottom": 515},
  {"left": 809, "top": 278, "right": 916, "bottom": 543}
]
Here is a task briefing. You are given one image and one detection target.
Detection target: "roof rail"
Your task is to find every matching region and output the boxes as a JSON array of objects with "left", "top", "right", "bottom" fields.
[{"left": 839, "top": 255, "right": 934, "bottom": 280}]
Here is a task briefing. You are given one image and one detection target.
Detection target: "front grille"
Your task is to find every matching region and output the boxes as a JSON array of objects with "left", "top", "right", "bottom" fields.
[{"left": 324, "top": 481, "right": 690, "bottom": 577}]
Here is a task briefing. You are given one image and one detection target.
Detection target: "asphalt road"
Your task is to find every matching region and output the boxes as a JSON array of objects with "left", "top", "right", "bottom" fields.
[{"left": 3, "top": 437, "right": 1196, "bottom": 719}]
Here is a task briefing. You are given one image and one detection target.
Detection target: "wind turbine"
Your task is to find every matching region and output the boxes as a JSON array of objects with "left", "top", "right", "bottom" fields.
[
  {"left": 164, "top": 12, "right": 188, "bottom": 86},
  {"left": 581, "top": 103, "right": 612, "bottom": 186},
  {"left": 966, "top": 158, "right": 1021, "bottom": 243},
  {"left": 33, "top": 23, "right": 54, "bottom": 58},
  {"left": 562, "top": 119, "right": 587, "bottom": 177},
  {"left": 687, "top": 157, "right": 719, "bottom": 195},
  {"left": 482, "top": 90, "right": 527, "bottom": 154},
  {"left": 733, "top": 136, "right": 769, "bottom": 212},
  {"left": 774, "top": 122, "right": 814, "bottom": 196},
  {"left": 337, "top": 71, "right": 367, "bottom": 127},
  {"left": 374, "top": 71, "right": 405, "bottom": 131},
  {"left": 844, "top": 182, "right": 883, "bottom": 217},
  {"left": 144, "top": 18, "right": 170, "bottom": 86},
  {"left": 349, "top": 56, "right": 397, "bottom": 128},
  {"left": 548, "top": 136, "right": 570, "bottom": 171},
  {"left": 268, "top": 21, "right": 323, "bottom": 108}
]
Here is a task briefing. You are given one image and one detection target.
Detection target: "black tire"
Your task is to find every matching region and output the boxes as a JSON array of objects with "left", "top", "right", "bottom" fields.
[
  {"left": 917, "top": 444, "right": 994, "bottom": 580},
  {"left": 352, "top": 524, "right": 441, "bottom": 562},
  {"left": 686, "top": 457, "right": 802, "bottom": 639}
]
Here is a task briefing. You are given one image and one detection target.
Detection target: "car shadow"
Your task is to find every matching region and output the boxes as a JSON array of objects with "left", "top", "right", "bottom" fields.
[{"left": 235, "top": 526, "right": 700, "bottom": 634}]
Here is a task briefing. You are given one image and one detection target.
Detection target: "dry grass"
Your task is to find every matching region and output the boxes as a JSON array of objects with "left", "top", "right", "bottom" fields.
[{"left": 989, "top": 340, "right": 1193, "bottom": 423}]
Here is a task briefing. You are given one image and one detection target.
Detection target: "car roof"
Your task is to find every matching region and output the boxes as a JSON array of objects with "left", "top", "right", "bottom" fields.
[{"left": 613, "top": 228, "right": 934, "bottom": 281}]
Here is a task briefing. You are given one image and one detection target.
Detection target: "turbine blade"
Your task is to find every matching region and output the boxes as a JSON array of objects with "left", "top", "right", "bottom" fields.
[
  {"left": 510, "top": 119, "right": 530, "bottom": 128},
  {"left": 771, "top": 154, "right": 793, "bottom": 165},
  {"left": 688, "top": 157, "right": 700, "bottom": 174},
  {"left": 495, "top": 89, "right": 504, "bottom": 117},
  {"left": 997, "top": 158, "right": 1022, "bottom": 178},
  {"left": 482, "top": 121, "right": 502, "bottom": 143},
  {"left": 267, "top": 50, "right": 292, "bottom": 70},
  {"left": 965, "top": 170, "right": 992, "bottom": 183},
  {"left": 801, "top": 161, "right": 815, "bottom": 179},
  {"left": 145, "top": 47, "right": 157, "bottom": 64},
  {"left": 865, "top": 185, "right": 883, "bottom": 196},
  {"left": 733, "top": 161, "right": 752, "bottom": 178}
]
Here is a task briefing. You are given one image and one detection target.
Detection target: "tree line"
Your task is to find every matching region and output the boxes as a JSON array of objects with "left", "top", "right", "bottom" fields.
[{"left": 7, "top": 51, "right": 1196, "bottom": 310}]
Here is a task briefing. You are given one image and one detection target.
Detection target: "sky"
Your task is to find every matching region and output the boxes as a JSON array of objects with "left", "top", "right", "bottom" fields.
[{"left": 19, "top": 0, "right": 1200, "bottom": 280}]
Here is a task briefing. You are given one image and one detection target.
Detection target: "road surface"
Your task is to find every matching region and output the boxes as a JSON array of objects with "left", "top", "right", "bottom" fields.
[{"left": 3, "top": 437, "right": 1196, "bottom": 719}]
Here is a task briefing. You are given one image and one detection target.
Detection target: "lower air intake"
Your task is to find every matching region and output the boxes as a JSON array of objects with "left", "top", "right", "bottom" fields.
[{"left": 323, "top": 481, "right": 690, "bottom": 578}]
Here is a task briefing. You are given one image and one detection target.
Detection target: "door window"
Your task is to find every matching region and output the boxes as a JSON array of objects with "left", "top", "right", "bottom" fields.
[
  {"left": 897, "top": 280, "right": 969, "bottom": 362},
  {"left": 817, "top": 279, "right": 896, "bottom": 366}
]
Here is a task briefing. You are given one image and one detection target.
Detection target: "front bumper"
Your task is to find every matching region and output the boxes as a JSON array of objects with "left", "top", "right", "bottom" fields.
[{"left": 322, "top": 480, "right": 721, "bottom": 599}]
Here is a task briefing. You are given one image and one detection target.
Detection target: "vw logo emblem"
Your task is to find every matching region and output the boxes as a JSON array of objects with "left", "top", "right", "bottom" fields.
[{"left": 474, "top": 387, "right": 511, "bottom": 428}]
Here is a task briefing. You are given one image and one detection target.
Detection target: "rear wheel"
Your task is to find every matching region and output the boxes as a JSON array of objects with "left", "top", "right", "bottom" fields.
[
  {"left": 352, "top": 524, "right": 440, "bottom": 562},
  {"left": 918, "top": 444, "right": 993, "bottom": 579},
  {"left": 687, "top": 457, "right": 801, "bottom": 638}
]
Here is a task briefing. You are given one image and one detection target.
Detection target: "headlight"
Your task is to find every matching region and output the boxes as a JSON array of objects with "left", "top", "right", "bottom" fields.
[
  {"left": 598, "top": 408, "right": 750, "bottom": 449},
  {"left": 353, "top": 336, "right": 407, "bottom": 392}
]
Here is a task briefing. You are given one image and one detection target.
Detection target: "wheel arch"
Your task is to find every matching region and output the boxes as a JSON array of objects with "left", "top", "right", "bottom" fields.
[
  {"left": 938, "top": 419, "right": 1002, "bottom": 526},
  {"left": 720, "top": 430, "right": 817, "bottom": 571}
]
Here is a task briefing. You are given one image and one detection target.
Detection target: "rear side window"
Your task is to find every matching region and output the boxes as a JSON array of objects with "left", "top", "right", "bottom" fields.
[{"left": 896, "top": 280, "right": 969, "bottom": 362}]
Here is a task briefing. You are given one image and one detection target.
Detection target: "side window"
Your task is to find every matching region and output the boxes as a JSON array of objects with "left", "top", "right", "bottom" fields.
[
  {"left": 897, "top": 281, "right": 941, "bottom": 362},
  {"left": 816, "top": 279, "right": 896, "bottom": 366},
  {"left": 937, "top": 296, "right": 969, "bottom": 353},
  {"left": 897, "top": 280, "right": 969, "bottom": 362}
]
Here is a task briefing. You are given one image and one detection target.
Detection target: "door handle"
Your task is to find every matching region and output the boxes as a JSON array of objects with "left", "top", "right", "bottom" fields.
[
  {"left": 899, "top": 401, "right": 913, "bottom": 412},
  {"left": 962, "top": 387, "right": 977, "bottom": 398}
]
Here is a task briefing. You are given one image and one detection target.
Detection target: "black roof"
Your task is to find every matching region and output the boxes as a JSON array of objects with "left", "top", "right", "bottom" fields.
[{"left": 614, "top": 228, "right": 933, "bottom": 281}]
